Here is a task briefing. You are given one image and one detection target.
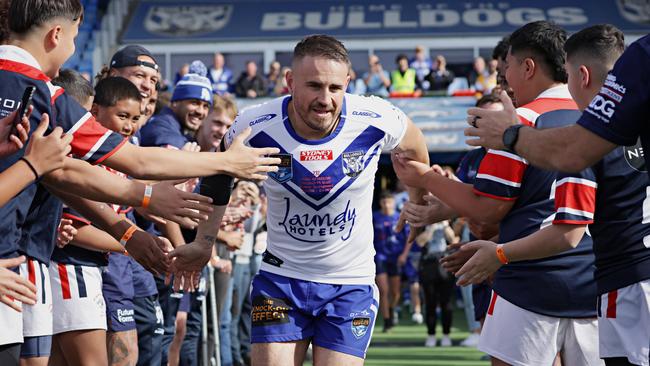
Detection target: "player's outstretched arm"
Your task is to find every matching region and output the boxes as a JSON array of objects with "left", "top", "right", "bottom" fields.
[
  {"left": 454, "top": 223, "right": 586, "bottom": 286},
  {"left": 103, "top": 128, "right": 281, "bottom": 181},
  {"left": 43, "top": 158, "right": 213, "bottom": 229},
  {"left": 464, "top": 91, "right": 616, "bottom": 172}
]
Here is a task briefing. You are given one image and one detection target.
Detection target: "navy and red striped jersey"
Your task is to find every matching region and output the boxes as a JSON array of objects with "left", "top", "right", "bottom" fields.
[
  {"left": 50, "top": 166, "right": 131, "bottom": 267},
  {"left": 473, "top": 85, "right": 597, "bottom": 318},
  {"left": 0, "top": 46, "right": 126, "bottom": 262},
  {"left": 557, "top": 143, "right": 650, "bottom": 295}
]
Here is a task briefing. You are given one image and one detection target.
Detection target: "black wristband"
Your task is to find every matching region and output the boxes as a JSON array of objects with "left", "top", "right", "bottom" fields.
[
  {"left": 20, "top": 157, "right": 39, "bottom": 180},
  {"left": 200, "top": 174, "right": 234, "bottom": 206}
]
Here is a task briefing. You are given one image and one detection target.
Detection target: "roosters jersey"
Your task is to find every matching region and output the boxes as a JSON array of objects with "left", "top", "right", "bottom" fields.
[
  {"left": 555, "top": 143, "right": 650, "bottom": 295},
  {"left": 474, "top": 86, "right": 597, "bottom": 317},
  {"left": 224, "top": 94, "right": 408, "bottom": 285},
  {"left": 0, "top": 46, "right": 126, "bottom": 262},
  {"left": 50, "top": 166, "right": 130, "bottom": 267}
]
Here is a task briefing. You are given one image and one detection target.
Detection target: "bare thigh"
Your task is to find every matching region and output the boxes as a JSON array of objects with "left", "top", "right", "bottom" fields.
[
  {"left": 251, "top": 340, "right": 311, "bottom": 366},
  {"left": 54, "top": 330, "right": 108, "bottom": 366},
  {"left": 313, "top": 345, "right": 365, "bottom": 366},
  {"left": 106, "top": 330, "right": 138, "bottom": 366}
]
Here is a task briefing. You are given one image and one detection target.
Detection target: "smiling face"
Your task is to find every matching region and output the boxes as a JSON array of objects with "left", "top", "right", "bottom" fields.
[
  {"left": 286, "top": 55, "right": 349, "bottom": 139},
  {"left": 171, "top": 98, "right": 210, "bottom": 132},
  {"left": 93, "top": 98, "right": 141, "bottom": 137},
  {"left": 198, "top": 109, "right": 234, "bottom": 150},
  {"left": 110, "top": 55, "right": 159, "bottom": 100}
]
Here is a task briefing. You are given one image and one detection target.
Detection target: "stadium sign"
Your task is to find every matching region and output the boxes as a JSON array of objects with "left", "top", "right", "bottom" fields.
[{"left": 123, "top": 0, "right": 650, "bottom": 42}]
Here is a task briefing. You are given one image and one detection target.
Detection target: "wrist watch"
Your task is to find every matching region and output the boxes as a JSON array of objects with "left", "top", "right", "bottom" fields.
[{"left": 502, "top": 125, "right": 525, "bottom": 153}]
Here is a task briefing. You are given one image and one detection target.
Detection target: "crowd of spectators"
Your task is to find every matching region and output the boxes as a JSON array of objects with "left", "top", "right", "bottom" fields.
[{"left": 169, "top": 47, "right": 500, "bottom": 100}]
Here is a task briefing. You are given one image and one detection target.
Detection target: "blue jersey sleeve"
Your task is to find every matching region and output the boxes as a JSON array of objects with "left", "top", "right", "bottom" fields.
[{"left": 576, "top": 37, "right": 650, "bottom": 146}]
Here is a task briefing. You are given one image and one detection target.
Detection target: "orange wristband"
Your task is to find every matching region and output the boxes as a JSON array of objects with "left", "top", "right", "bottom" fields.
[
  {"left": 496, "top": 244, "right": 509, "bottom": 264},
  {"left": 142, "top": 184, "right": 153, "bottom": 208},
  {"left": 119, "top": 225, "right": 138, "bottom": 247}
]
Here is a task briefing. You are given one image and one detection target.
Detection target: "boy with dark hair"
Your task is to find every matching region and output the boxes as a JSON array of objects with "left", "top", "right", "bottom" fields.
[
  {"left": 0, "top": 2, "right": 278, "bottom": 364},
  {"left": 460, "top": 24, "right": 649, "bottom": 366},
  {"left": 48, "top": 73, "right": 142, "bottom": 366},
  {"left": 393, "top": 21, "right": 601, "bottom": 365}
]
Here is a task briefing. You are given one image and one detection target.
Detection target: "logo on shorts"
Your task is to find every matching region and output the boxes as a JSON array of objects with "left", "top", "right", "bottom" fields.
[
  {"left": 268, "top": 153, "right": 293, "bottom": 183},
  {"left": 350, "top": 311, "right": 371, "bottom": 339},
  {"left": 342, "top": 151, "right": 365, "bottom": 178},
  {"left": 251, "top": 297, "right": 292, "bottom": 326}
]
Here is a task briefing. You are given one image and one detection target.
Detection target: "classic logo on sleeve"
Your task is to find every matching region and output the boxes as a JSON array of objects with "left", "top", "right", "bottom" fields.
[
  {"left": 251, "top": 296, "right": 292, "bottom": 326},
  {"left": 268, "top": 153, "right": 293, "bottom": 183},
  {"left": 342, "top": 151, "right": 365, "bottom": 178}
]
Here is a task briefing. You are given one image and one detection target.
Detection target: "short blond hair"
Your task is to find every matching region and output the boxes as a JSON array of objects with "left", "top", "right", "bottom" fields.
[{"left": 212, "top": 95, "right": 237, "bottom": 119}]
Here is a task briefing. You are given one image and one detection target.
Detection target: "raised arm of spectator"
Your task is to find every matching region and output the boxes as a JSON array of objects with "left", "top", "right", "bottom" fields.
[
  {"left": 43, "top": 158, "right": 212, "bottom": 229},
  {"left": 104, "top": 128, "right": 280, "bottom": 181}
]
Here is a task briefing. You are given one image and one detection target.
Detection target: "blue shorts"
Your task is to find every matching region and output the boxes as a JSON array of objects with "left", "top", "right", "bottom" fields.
[
  {"left": 374, "top": 258, "right": 399, "bottom": 277},
  {"left": 402, "top": 253, "right": 420, "bottom": 284},
  {"left": 102, "top": 254, "right": 136, "bottom": 332},
  {"left": 20, "top": 335, "right": 51, "bottom": 358},
  {"left": 250, "top": 271, "right": 378, "bottom": 359}
]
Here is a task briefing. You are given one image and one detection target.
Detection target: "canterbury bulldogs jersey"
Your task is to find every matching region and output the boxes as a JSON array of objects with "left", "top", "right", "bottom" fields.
[
  {"left": 224, "top": 94, "right": 408, "bottom": 285},
  {"left": 0, "top": 46, "right": 126, "bottom": 262},
  {"left": 474, "top": 86, "right": 597, "bottom": 317}
]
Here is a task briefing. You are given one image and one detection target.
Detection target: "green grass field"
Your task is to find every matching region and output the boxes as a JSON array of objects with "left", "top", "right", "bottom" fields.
[{"left": 306, "top": 308, "right": 490, "bottom": 366}]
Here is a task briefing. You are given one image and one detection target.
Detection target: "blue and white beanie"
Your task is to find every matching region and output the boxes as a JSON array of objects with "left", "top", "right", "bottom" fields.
[{"left": 171, "top": 60, "right": 213, "bottom": 105}]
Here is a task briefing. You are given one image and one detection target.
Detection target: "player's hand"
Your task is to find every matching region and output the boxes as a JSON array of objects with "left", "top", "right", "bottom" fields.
[
  {"left": 0, "top": 256, "right": 37, "bottom": 311},
  {"left": 464, "top": 90, "right": 519, "bottom": 150},
  {"left": 468, "top": 218, "right": 499, "bottom": 240},
  {"left": 147, "top": 180, "right": 214, "bottom": 229},
  {"left": 0, "top": 107, "right": 31, "bottom": 158},
  {"left": 168, "top": 242, "right": 213, "bottom": 274},
  {"left": 134, "top": 206, "right": 167, "bottom": 226},
  {"left": 440, "top": 242, "right": 476, "bottom": 274},
  {"left": 390, "top": 152, "right": 432, "bottom": 189},
  {"left": 222, "top": 128, "right": 281, "bottom": 181},
  {"left": 455, "top": 240, "right": 502, "bottom": 286},
  {"left": 23, "top": 113, "right": 73, "bottom": 177},
  {"left": 125, "top": 231, "right": 172, "bottom": 276},
  {"left": 220, "top": 231, "right": 244, "bottom": 251},
  {"left": 56, "top": 218, "right": 78, "bottom": 248}
]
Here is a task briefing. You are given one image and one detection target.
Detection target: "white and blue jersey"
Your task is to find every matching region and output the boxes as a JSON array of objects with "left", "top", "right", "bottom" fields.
[{"left": 225, "top": 94, "right": 408, "bottom": 285}]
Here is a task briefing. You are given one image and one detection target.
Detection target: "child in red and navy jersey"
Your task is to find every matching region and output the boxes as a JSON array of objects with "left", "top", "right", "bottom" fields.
[
  {"left": 455, "top": 25, "right": 650, "bottom": 366},
  {"left": 392, "top": 21, "right": 600, "bottom": 366}
]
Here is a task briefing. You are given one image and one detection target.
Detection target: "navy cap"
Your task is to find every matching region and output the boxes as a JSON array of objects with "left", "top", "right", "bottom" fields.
[{"left": 110, "top": 45, "right": 159, "bottom": 71}]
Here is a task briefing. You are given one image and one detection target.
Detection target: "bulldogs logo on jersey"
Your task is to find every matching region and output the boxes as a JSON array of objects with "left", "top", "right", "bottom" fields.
[
  {"left": 268, "top": 153, "right": 293, "bottom": 183},
  {"left": 342, "top": 151, "right": 365, "bottom": 178},
  {"left": 144, "top": 5, "right": 233, "bottom": 36}
]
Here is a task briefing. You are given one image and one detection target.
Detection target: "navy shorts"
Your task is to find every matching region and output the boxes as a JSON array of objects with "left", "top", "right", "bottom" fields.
[
  {"left": 374, "top": 258, "right": 399, "bottom": 277},
  {"left": 472, "top": 282, "right": 492, "bottom": 322},
  {"left": 20, "top": 336, "right": 51, "bottom": 358},
  {"left": 250, "top": 271, "right": 378, "bottom": 359},
  {"left": 102, "top": 254, "right": 136, "bottom": 332},
  {"left": 402, "top": 253, "right": 420, "bottom": 284}
]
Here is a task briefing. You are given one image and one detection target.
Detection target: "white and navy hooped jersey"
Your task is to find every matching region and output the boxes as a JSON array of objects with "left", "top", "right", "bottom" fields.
[{"left": 224, "top": 94, "right": 408, "bottom": 285}]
